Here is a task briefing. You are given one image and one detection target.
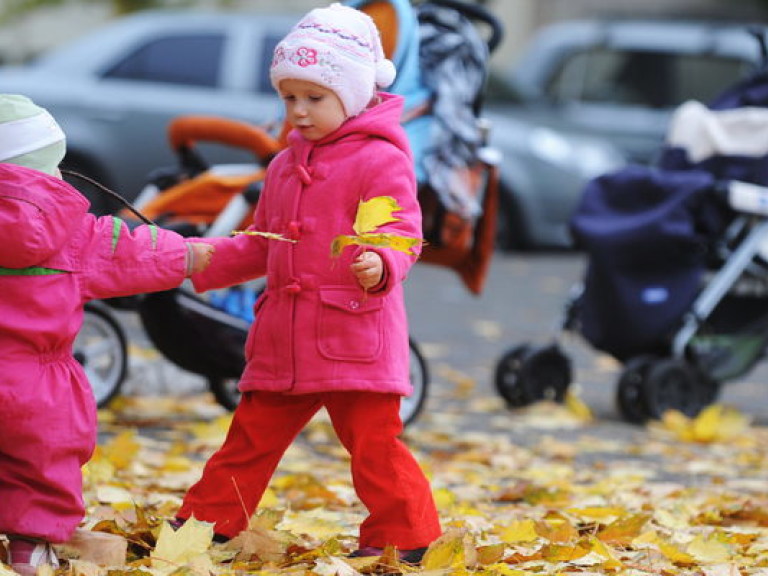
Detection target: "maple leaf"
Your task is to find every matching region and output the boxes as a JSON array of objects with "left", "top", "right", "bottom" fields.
[
  {"left": 331, "top": 196, "right": 422, "bottom": 258},
  {"left": 150, "top": 516, "right": 214, "bottom": 571},
  {"left": 499, "top": 519, "right": 539, "bottom": 544},
  {"left": 231, "top": 230, "right": 297, "bottom": 242},
  {"left": 330, "top": 232, "right": 422, "bottom": 257},
  {"left": 596, "top": 513, "right": 651, "bottom": 546},
  {"left": 353, "top": 196, "right": 402, "bottom": 235},
  {"left": 227, "top": 524, "right": 286, "bottom": 564},
  {"left": 657, "top": 404, "right": 751, "bottom": 443},
  {"left": 422, "top": 529, "right": 476, "bottom": 570}
]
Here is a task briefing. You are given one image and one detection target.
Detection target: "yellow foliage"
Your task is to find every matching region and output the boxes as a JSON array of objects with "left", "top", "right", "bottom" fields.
[
  {"left": 353, "top": 196, "right": 402, "bottom": 235},
  {"left": 499, "top": 519, "right": 539, "bottom": 544},
  {"left": 331, "top": 196, "right": 421, "bottom": 257},
  {"left": 564, "top": 391, "right": 593, "bottom": 422},
  {"left": 231, "top": 230, "right": 296, "bottom": 242},
  {"left": 687, "top": 533, "right": 734, "bottom": 564},
  {"left": 597, "top": 513, "right": 651, "bottom": 546},
  {"left": 150, "top": 516, "right": 214, "bottom": 570},
  {"left": 331, "top": 232, "right": 421, "bottom": 258},
  {"left": 659, "top": 405, "right": 751, "bottom": 443},
  {"left": 100, "top": 430, "right": 140, "bottom": 470},
  {"left": 422, "top": 530, "right": 472, "bottom": 570}
]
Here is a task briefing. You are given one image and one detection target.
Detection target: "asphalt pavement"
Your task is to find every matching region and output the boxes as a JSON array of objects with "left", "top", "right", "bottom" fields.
[{"left": 117, "top": 250, "right": 768, "bottom": 439}]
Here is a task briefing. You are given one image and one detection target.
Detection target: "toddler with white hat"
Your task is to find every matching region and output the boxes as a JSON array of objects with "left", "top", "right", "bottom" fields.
[{"left": 174, "top": 3, "right": 441, "bottom": 564}]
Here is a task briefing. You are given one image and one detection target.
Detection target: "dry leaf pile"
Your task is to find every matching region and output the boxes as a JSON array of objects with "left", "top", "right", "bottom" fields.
[{"left": 7, "top": 384, "right": 768, "bottom": 576}]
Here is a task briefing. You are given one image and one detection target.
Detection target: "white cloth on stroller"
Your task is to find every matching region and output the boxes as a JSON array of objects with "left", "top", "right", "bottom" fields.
[{"left": 667, "top": 100, "right": 768, "bottom": 162}]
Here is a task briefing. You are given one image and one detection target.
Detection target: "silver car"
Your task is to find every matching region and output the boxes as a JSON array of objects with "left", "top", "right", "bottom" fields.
[
  {"left": 488, "top": 19, "right": 767, "bottom": 249},
  {"left": 0, "top": 10, "right": 297, "bottom": 213}
]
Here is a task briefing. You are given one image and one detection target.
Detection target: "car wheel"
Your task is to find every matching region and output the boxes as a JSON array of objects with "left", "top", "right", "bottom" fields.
[{"left": 496, "top": 184, "right": 529, "bottom": 251}]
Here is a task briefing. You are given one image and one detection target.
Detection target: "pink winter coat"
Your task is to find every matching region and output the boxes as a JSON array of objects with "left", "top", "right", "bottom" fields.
[
  {"left": 0, "top": 163, "right": 190, "bottom": 542},
  {"left": 192, "top": 93, "right": 421, "bottom": 396}
]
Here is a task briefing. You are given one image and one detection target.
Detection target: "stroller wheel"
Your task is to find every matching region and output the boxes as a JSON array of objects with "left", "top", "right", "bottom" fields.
[
  {"left": 76, "top": 302, "right": 128, "bottom": 408},
  {"left": 616, "top": 356, "right": 656, "bottom": 424},
  {"left": 208, "top": 376, "right": 241, "bottom": 412},
  {"left": 402, "top": 338, "right": 429, "bottom": 427},
  {"left": 495, "top": 344, "right": 571, "bottom": 407},
  {"left": 643, "top": 358, "right": 704, "bottom": 420}
]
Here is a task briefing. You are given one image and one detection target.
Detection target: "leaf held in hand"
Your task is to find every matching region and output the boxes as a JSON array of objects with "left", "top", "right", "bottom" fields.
[
  {"left": 232, "top": 230, "right": 297, "bottom": 242},
  {"left": 331, "top": 196, "right": 421, "bottom": 258},
  {"left": 353, "top": 196, "right": 402, "bottom": 235}
]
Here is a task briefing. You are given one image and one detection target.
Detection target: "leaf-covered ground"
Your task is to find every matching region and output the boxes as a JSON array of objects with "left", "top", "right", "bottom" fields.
[{"left": 5, "top": 371, "right": 768, "bottom": 576}]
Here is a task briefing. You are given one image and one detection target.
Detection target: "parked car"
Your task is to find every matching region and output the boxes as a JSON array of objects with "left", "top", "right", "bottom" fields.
[
  {"left": 2, "top": 10, "right": 763, "bottom": 250},
  {"left": 487, "top": 19, "right": 768, "bottom": 249},
  {"left": 0, "top": 9, "right": 298, "bottom": 213}
]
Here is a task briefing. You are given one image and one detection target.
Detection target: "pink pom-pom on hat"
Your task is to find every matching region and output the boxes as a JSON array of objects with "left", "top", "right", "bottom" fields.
[{"left": 270, "top": 3, "right": 397, "bottom": 118}]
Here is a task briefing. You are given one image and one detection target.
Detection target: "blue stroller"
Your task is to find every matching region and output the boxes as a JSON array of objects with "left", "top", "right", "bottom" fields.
[
  {"left": 103, "top": 0, "right": 503, "bottom": 427},
  {"left": 494, "top": 29, "right": 768, "bottom": 423}
]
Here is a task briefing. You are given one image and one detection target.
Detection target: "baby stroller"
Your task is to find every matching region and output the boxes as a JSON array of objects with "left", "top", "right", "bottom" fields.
[
  {"left": 494, "top": 29, "right": 768, "bottom": 423},
  {"left": 101, "top": 0, "right": 503, "bottom": 427}
]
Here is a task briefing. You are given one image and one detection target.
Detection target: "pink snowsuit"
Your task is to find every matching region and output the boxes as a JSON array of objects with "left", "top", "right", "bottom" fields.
[{"left": 0, "top": 163, "right": 191, "bottom": 543}]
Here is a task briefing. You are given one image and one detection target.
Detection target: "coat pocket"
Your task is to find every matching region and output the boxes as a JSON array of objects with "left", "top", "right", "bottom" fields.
[{"left": 317, "top": 287, "right": 383, "bottom": 362}]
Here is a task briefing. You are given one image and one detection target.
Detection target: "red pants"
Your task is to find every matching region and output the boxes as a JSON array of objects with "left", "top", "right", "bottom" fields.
[{"left": 177, "top": 390, "right": 441, "bottom": 548}]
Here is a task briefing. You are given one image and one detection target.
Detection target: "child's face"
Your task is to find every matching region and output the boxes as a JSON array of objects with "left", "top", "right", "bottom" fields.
[{"left": 279, "top": 79, "right": 347, "bottom": 141}]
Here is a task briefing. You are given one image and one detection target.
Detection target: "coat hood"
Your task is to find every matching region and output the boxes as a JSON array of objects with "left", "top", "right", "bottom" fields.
[
  {"left": 0, "top": 163, "right": 89, "bottom": 268},
  {"left": 287, "top": 92, "right": 411, "bottom": 157}
]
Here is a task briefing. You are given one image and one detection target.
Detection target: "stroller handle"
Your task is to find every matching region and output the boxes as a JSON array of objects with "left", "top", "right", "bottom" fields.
[
  {"left": 168, "top": 115, "right": 282, "bottom": 162},
  {"left": 723, "top": 179, "right": 768, "bottom": 217},
  {"left": 429, "top": 0, "right": 504, "bottom": 53}
]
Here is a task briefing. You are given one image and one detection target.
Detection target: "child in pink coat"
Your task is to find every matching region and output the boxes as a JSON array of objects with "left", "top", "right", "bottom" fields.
[
  {"left": 175, "top": 3, "right": 441, "bottom": 563},
  {"left": 0, "top": 94, "right": 214, "bottom": 575}
]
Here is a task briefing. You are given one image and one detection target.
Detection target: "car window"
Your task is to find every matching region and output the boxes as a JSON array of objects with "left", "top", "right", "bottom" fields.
[
  {"left": 255, "top": 33, "right": 285, "bottom": 94},
  {"left": 548, "top": 48, "right": 753, "bottom": 109},
  {"left": 104, "top": 33, "right": 224, "bottom": 87}
]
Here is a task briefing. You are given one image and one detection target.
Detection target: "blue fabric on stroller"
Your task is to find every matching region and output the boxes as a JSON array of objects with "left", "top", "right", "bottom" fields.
[
  {"left": 571, "top": 165, "right": 729, "bottom": 361},
  {"left": 570, "top": 59, "right": 768, "bottom": 360}
]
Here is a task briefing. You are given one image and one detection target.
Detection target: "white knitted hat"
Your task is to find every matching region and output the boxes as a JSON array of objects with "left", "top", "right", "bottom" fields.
[
  {"left": 0, "top": 94, "right": 65, "bottom": 176},
  {"left": 270, "top": 3, "right": 396, "bottom": 118}
]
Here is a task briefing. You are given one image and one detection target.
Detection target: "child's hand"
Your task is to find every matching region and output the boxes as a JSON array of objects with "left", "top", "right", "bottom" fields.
[
  {"left": 351, "top": 251, "right": 383, "bottom": 290},
  {"left": 187, "top": 243, "right": 215, "bottom": 276}
]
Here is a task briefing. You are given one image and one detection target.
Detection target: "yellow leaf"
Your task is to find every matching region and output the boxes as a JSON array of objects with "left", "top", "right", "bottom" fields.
[
  {"left": 565, "top": 391, "right": 593, "bottom": 421},
  {"left": 597, "top": 513, "right": 651, "bottom": 546},
  {"left": 585, "top": 536, "right": 623, "bottom": 569},
  {"left": 330, "top": 233, "right": 421, "bottom": 258},
  {"left": 687, "top": 534, "right": 733, "bottom": 564},
  {"left": 151, "top": 516, "right": 214, "bottom": 570},
  {"left": 232, "top": 229, "right": 297, "bottom": 242},
  {"left": 433, "top": 487, "right": 456, "bottom": 510},
  {"left": 659, "top": 541, "right": 697, "bottom": 566},
  {"left": 542, "top": 542, "right": 590, "bottom": 563},
  {"left": 476, "top": 543, "right": 506, "bottom": 566},
  {"left": 422, "top": 532, "right": 466, "bottom": 570},
  {"left": 499, "top": 519, "right": 539, "bottom": 544},
  {"left": 659, "top": 405, "right": 750, "bottom": 443},
  {"left": 101, "top": 430, "right": 140, "bottom": 470},
  {"left": 353, "top": 196, "right": 402, "bottom": 235}
]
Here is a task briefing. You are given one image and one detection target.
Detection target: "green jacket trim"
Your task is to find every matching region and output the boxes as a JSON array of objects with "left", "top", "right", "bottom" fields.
[{"left": 0, "top": 266, "right": 69, "bottom": 275}]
